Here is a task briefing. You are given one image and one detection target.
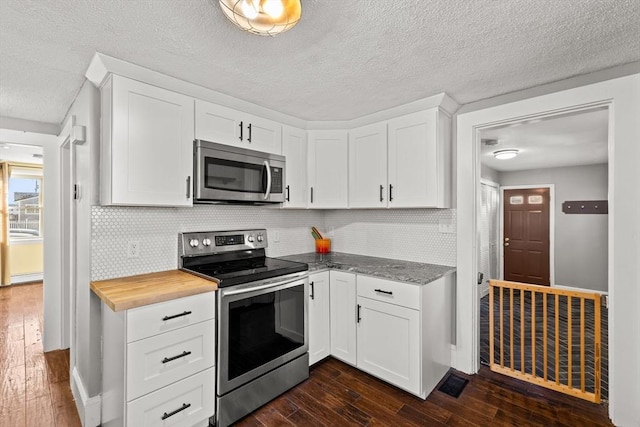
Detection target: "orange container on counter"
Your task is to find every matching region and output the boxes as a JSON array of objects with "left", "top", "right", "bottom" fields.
[{"left": 315, "top": 238, "right": 331, "bottom": 254}]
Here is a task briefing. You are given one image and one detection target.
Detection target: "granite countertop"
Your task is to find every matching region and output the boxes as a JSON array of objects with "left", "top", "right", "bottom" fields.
[{"left": 277, "top": 252, "right": 455, "bottom": 286}]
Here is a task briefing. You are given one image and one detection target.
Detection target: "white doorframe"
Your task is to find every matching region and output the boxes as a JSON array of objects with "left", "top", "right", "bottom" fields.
[
  {"left": 57, "top": 116, "right": 80, "bottom": 366},
  {"left": 456, "top": 73, "right": 640, "bottom": 426},
  {"left": 60, "top": 139, "right": 71, "bottom": 349},
  {"left": 499, "top": 184, "right": 555, "bottom": 285}
]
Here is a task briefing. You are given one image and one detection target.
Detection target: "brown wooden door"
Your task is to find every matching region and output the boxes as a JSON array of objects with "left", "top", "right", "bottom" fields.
[{"left": 503, "top": 188, "right": 550, "bottom": 286}]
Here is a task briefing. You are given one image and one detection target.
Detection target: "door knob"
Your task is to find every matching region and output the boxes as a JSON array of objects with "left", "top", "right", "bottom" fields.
[
  {"left": 504, "top": 237, "right": 510, "bottom": 241},
  {"left": 505, "top": 242, "right": 510, "bottom": 247}
]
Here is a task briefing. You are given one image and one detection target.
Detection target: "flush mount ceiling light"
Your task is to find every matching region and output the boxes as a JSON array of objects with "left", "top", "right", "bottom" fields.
[
  {"left": 219, "top": 0, "right": 302, "bottom": 36},
  {"left": 493, "top": 149, "right": 519, "bottom": 160}
]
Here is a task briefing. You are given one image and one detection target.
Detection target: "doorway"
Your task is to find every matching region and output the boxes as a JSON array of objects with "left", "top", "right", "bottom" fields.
[
  {"left": 0, "top": 143, "right": 44, "bottom": 285},
  {"left": 476, "top": 108, "right": 609, "bottom": 400},
  {"left": 457, "top": 74, "right": 640, "bottom": 425}
]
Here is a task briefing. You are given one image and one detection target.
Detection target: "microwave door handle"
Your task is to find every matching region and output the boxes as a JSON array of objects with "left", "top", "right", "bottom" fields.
[{"left": 263, "top": 160, "right": 272, "bottom": 200}]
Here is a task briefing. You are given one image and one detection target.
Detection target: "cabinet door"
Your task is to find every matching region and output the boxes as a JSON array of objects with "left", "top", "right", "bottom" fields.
[
  {"left": 308, "top": 130, "right": 348, "bottom": 208},
  {"left": 106, "top": 75, "right": 194, "bottom": 206},
  {"left": 349, "top": 122, "right": 388, "bottom": 208},
  {"left": 195, "top": 100, "right": 282, "bottom": 154},
  {"left": 281, "top": 126, "right": 308, "bottom": 208},
  {"left": 243, "top": 113, "right": 282, "bottom": 154},
  {"left": 308, "top": 271, "right": 330, "bottom": 365},
  {"left": 195, "top": 100, "right": 242, "bottom": 146},
  {"left": 329, "top": 271, "right": 357, "bottom": 365},
  {"left": 388, "top": 109, "right": 450, "bottom": 208},
  {"left": 356, "top": 296, "right": 420, "bottom": 395}
]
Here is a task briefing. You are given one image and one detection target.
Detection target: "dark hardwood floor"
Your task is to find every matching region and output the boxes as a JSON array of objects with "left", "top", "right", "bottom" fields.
[
  {"left": 1, "top": 282, "right": 613, "bottom": 427},
  {"left": 236, "top": 357, "right": 613, "bottom": 426},
  {"left": 0, "top": 282, "right": 81, "bottom": 427}
]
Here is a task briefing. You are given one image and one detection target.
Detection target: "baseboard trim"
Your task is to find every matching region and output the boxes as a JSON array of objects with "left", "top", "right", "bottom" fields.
[
  {"left": 11, "top": 273, "right": 44, "bottom": 284},
  {"left": 71, "top": 367, "right": 101, "bottom": 426}
]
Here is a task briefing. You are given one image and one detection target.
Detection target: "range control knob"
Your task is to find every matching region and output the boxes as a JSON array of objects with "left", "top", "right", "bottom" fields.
[
  {"left": 189, "top": 239, "right": 200, "bottom": 248},
  {"left": 247, "top": 234, "right": 255, "bottom": 243},
  {"left": 257, "top": 234, "right": 264, "bottom": 243},
  {"left": 202, "top": 238, "right": 211, "bottom": 247}
]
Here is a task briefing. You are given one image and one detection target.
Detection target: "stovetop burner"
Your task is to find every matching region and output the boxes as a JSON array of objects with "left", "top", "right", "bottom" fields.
[{"left": 178, "top": 229, "right": 308, "bottom": 287}]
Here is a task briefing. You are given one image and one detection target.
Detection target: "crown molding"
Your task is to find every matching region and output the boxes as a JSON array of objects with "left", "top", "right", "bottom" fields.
[{"left": 86, "top": 53, "right": 460, "bottom": 131}]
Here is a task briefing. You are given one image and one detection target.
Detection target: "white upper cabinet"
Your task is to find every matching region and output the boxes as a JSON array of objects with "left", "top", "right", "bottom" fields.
[
  {"left": 101, "top": 75, "right": 194, "bottom": 206},
  {"left": 195, "top": 100, "right": 282, "bottom": 154},
  {"left": 281, "top": 126, "right": 308, "bottom": 208},
  {"left": 308, "top": 130, "right": 349, "bottom": 209},
  {"left": 348, "top": 122, "right": 388, "bottom": 208},
  {"left": 387, "top": 109, "right": 451, "bottom": 208}
]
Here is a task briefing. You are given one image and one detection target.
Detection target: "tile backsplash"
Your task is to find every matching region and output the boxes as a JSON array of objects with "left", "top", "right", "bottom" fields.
[
  {"left": 91, "top": 206, "right": 456, "bottom": 280},
  {"left": 325, "top": 209, "right": 456, "bottom": 266}
]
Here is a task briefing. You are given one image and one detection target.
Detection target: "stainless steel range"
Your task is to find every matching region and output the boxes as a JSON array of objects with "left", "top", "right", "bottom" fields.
[{"left": 179, "top": 229, "right": 309, "bottom": 427}]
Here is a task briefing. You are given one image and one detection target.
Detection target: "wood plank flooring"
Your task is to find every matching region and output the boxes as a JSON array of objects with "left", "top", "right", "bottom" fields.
[
  {"left": 1, "top": 282, "right": 613, "bottom": 427},
  {"left": 0, "top": 282, "right": 81, "bottom": 427},
  {"left": 237, "top": 358, "right": 613, "bottom": 426}
]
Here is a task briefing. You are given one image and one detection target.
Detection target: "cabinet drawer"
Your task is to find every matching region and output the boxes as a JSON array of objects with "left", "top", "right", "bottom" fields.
[
  {"left": 127, "top": 320, "right": 215, "bottom": 400},
  {"left": 127, "top": 367, "right": 214, "bottom": 427},
  {"left": 357, "top": 275, "right": 420, "bottom": 310},
  {"left": 127, "top": 292, "right": 214, "bottom": 342}
]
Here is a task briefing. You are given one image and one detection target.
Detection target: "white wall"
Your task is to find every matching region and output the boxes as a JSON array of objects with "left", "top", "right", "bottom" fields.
[
  {"left": 501, "top": 164, "right": 608, "bottom": 291},
  {"left": 480, "top": 164, "right": 500, "bottom": 183}
]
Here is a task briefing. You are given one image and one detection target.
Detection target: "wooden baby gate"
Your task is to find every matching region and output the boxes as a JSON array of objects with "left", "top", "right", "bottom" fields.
[{"left": 488, "top": 279, "right": 602, "bottom": 403}]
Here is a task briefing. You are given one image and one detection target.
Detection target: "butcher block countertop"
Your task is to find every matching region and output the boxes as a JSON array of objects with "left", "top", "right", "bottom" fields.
[{"left": 91, "top": 270, "right": 218, "bottom": 312}]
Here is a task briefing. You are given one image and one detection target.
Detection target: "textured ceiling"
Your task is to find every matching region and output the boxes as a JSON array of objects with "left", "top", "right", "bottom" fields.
[
  {"left": 1, "top": 0, "right": 639, "bottom": 125},
  {"left": 480, "top": 108, "right": 608, "bottom": 172}
]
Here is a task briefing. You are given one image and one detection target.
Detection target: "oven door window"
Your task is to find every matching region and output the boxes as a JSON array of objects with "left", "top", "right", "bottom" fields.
[
  {"left": 227, "top": 284, "right": 305, "bottom": 381},
  {"left": 205, "top": 157, "right": 266, "bottom": 194}
]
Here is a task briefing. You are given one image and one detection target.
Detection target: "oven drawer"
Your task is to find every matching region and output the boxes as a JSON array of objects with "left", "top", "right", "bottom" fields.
[
  {"left": 357, "top": 275, "right": 420, "bottom": 310},
  {"left": 127, "top": 367, "right": 214, "bottom": 427},
  {"left": 127, "top": 292, "right": 215, "bottom": 342},
  {"left": 127, "top": 320, "right": 215, "bottom": 400}
]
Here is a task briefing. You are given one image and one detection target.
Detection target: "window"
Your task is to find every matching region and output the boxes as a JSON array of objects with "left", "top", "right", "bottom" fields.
[{"left": 8, "top": 168, "right": 43, "bottom": 240}]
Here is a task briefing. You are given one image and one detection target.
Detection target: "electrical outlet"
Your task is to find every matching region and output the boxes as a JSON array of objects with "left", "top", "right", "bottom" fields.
[
  {"left": 127, "top": 240, "right": 140, "bottom": 258},
  {"left": 273, "top": 231, "right": 280, "bottom": 243}
]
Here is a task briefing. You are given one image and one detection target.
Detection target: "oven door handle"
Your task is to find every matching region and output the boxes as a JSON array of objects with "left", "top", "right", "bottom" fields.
[
  {"left": 263, "top": 160, "right": 272, "bottom": 200},
  {"left": 222, "top": 274, "right": 304, "bottom": 296}
]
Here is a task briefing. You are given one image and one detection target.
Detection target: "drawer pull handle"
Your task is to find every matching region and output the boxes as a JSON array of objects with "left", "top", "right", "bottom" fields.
[
  {"left": 162, "top": 311, "right": 192, "bottom": 321},
  {"left": 374, "top": 289, "right": 393, "bottom": 295},
  {"left": 310, "top": 281, "right": 315, "bottom": 300},
  {"left": 357, "top": 304, "right": 361, "bottom": 323},
  {"left": 162, "top": 351, "right": 192, "bottom": 364},
  {"left": 161, "top": 403, "right": 191, "bottom": 420}
]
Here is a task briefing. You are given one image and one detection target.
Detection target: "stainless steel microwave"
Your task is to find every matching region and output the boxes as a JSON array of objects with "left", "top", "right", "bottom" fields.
[{"left": 194, "top": 140, "right": 286, "bottom": 204}]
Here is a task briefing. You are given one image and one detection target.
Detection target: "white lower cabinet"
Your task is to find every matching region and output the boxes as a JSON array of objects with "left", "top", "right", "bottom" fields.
[
  {"left": 329, "top": 271, "right": 357, "bottom": 365},
  {"left": 356, "top": 296, "right": 420, "bottom": 394},
  {"left": 308, "top": 271, "right": 330, "bottom": 365},
  {"left": 101, "top": 292, "right": 216, "bottom": 427},
  {"left": 327, "top": 271, "right": 453, "bottom": 399},
  {"left": 127, "top": 368, "right": 214, "bottom": 427}
]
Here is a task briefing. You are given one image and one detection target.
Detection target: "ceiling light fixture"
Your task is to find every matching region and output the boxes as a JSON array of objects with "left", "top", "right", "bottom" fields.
[
  {"left": 493, "top": 149, "right": 519, "bottom": 160},
  {"left": 219, "top": 0, "right": 302, "bottom": 36}
]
